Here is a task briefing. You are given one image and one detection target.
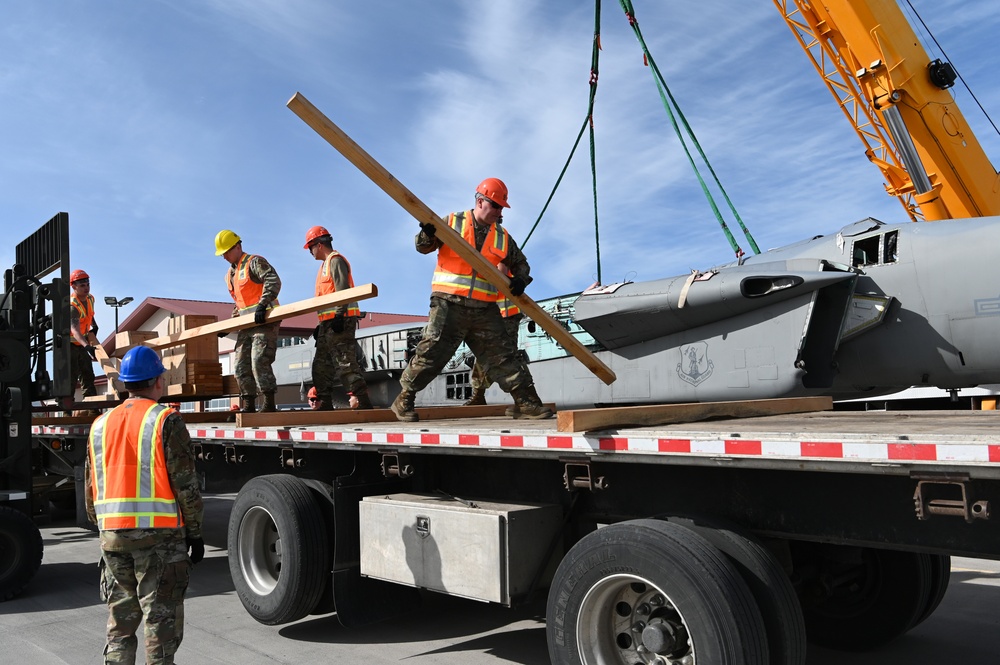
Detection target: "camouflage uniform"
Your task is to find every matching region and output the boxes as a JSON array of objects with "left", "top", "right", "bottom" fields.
[
  {"left": 86, "top": 409, "right": 204, "bottom": 665},
  {"left": 227, "top": 254, "right": 281, "bottom": 396},
  {"left": 469, "top": 312, "right": 525, "bottom": 393},
  {"left": 312, "top": 253, "right": 368, "bottom": 402},
  {"left": 70, "top": 301, "right": 97, "bottom": 397},
  {"left": 400, "top": 217, "right": 536, "bottom": 395}
]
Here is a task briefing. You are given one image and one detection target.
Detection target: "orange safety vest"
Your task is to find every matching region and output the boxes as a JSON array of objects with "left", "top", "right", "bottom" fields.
[
  {"left": 432, "top": 210, "right": 510, "bottom": 301},
  {"left": 226, "top": 253, "right": 277, "bottom": 316},
  {"left": 88, "top": 399, "right": 183, "bottom": 530},
  {"left": 315, "top": 251, "right": 360, "bottom": 321},
  {"left": 70, "top": 294, "right": 95, "bottom": 346}
]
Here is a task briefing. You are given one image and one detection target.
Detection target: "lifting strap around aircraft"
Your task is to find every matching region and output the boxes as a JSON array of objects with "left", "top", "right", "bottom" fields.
[
  {"left": 523, "top": 0, "right": 604, "bottom": 285},
  {"left": 618, "top": 0, "right": 760, "bottom": 259}
]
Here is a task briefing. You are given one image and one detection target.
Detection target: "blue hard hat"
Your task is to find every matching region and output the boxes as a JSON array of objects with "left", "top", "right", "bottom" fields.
[{"left": 119, "top": 345, "right": 165, "bottom": 383}]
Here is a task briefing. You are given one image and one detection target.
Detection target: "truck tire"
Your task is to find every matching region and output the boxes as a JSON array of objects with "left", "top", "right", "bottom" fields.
[
  {"left": 228, "top": 475, "right": 329, "bottom": 625},
  {"left": 0, "top": 506, "right": 43, "bottom": 601},
  {"left": 910, "top": 553, "right": 950, "bottom": 629},
  {"left": 652, "top": 516, "right": 806, "bottom": 665},
  {"left": 794, "top": 543, "right": 929, "bottom": 651},
  {"left": 546, "top": 519, "right": 768, "bottom": 665}
]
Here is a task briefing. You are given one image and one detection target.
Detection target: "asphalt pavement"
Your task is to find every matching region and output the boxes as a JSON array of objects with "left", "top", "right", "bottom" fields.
[{"left": 2, "top": 494, "right": 999, "bottom": 664}]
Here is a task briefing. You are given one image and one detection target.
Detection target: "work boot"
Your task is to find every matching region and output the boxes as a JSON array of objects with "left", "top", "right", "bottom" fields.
[
  {"left": 510, "top": 385, "right": 553, "bottom": 420},
  {"left": 260, "top": 392, "right": 277, "bottom": 413},
  {"left": 504, "top": 403, "right": 521, "bottom": 418},
  {"left": 391, "top": 390, "right": 419, "bottom": 422},
  {"left": 239, "top": 394, "right": 257, "bottom": 413},
  {"left": 463, "top": 386, "right": 487, "bottom": 406},
  {"left": 352, "top": 390, "right": 374, "bottom": 410}
]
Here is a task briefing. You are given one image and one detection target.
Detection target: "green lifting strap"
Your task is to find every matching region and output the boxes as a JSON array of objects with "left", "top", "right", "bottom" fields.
[
  {"left": 619, "top": 0, "right": 760, "bottom": 258},
  {"left": 524, "top": 0, "right": 604, "bottom": 284}
]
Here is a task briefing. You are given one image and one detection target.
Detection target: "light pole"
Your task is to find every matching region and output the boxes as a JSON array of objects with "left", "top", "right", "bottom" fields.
[{"left": 104, "top": 296, "right": 134, "bottom": 336}]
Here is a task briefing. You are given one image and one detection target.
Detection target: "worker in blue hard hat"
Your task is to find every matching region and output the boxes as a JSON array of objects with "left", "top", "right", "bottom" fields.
[{"left": 85, "top": 345, "right": 205, "bottom": 664}]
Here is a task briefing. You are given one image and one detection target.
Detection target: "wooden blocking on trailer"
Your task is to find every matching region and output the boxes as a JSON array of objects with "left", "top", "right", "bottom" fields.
[
  {"left": 163, "top": 315, "right": 223, "bottom": 390},
  {"left": 113, "top": 330, "right": 159, "bottom": 358},
  {"left": 222, "top": 374, "right": 241, "bottom": 396}
]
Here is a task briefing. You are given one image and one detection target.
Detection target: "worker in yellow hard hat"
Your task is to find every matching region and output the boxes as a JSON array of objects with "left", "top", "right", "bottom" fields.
[
  {"left": 214, "top": 229, "right": 282, "bottom": 413},
  {"left": 390, "top": 178, "right": 552, "bottom": 422}
]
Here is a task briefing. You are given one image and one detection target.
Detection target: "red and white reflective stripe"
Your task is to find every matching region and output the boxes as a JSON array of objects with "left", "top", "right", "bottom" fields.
[{"left": 32, "top": 425, "right": 1000, "bottom": 463}]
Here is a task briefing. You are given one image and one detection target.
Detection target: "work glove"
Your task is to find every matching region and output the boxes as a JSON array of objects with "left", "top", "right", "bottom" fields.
[
  {"left": 331, "top": 316, "right": 345, "bottom": 334},
  {"left": 508, "top": 276, "right": 526, "bottom": 297},
  {"left": 186, "top": 536, "right": 205, "bottom": 565},
  {"left": 419, "top": 223, "right": 437, "bottom": 238},
  {"left": 311, "top": 324, "right": 320, "bottom": 339},
  {"left": 254, "top": 303, "right": 268, "bottom": 325},
  {"left": 90, "top": 322, "right": 99, "bottom": 335},
  {"left": 85, "top": 345, "right": 98, "bottom": 361}
]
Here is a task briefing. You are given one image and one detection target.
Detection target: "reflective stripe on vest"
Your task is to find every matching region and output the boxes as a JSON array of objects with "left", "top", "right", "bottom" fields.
[
  {"left": 315, "top": 251, "right": 360, "bottom": 321},
  {"left": 431, "top": 210, "right": 510, "bottom": 301},
  {"left": 226, "top": 254, "right": 277, "bottom": 316},
  {"left": 498, "top": 297, "right": 520, "bottom": 318},
  {"left": 89, "top": 400, "right": 183, "bottom": 530},
  {"left": 70, "top": 294, "right": 95, "bottom": 346}
]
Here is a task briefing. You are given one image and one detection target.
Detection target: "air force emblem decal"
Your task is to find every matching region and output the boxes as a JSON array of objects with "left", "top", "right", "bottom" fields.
[{"left": 677, "top": 342, "right": 714, "bottom": 386}]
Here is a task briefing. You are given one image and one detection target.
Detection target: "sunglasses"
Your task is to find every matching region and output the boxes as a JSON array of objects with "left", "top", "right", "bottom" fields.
[
  {"left": 479, "top": 195, "right": 501, "bottom": 210},
  {"left": 73, "top": 280, "right": 90, "bottom": 286},
  {"left": 308, "top": 398, "right": 318, "bottom": 403}
]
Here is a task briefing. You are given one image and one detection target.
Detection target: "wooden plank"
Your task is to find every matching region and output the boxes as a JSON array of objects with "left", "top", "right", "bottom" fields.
[
  {"left": 556, "top": 396, "right": 834, "bottom": 433},
  {"left": 87, "top": 333, "right": 126, "bottom": 397},
  {"left": 286, "top": 92, "right": 615, "bottom": 386},
  {"left": 113, "top": 330, "right": 158, "bottom": 358},
  {"left": 143, "top": 284, "right": 378, "bottom": 350},
  {"left": 237, "top": 403, "right": 556, "bottom": 428}
]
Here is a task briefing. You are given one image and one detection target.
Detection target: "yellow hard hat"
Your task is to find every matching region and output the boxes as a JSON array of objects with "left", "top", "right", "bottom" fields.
[{"left": 214, "top": 229, "right": 241, "bottom": 256}]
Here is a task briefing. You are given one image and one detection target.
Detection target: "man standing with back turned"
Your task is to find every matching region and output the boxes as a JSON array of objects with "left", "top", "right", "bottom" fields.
[
  {"left": 215, "top": 229, "right": 282, "bottom": 413},
  {"left": 86, "top": 345, "right": 204, "bottom": 665},
  {"left": 391, "top": 177, "right": 552, "bottom": 422}
]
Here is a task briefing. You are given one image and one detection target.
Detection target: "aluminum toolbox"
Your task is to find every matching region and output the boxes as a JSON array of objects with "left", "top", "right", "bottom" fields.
[{"left": 359, "top": 493, "right": 563, "bottom": 604}]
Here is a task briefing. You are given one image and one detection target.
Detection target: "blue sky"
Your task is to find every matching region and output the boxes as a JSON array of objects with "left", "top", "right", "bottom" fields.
[{"left": 2, "top": 1, "right": 998, "bottom": 332}]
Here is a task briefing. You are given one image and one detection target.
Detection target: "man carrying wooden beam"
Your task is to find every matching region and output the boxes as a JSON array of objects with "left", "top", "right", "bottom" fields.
[
  {"left": 215, "top": 229, "right": 282, "bottom": 413},
  {"left": 69, "top": 268, "right": 100, "bottom": 400},
  {"left": 304, "top": 224, "right": 374, "bottom": 410},
  {"left": 391, "top": 178, "right": 553, "bottom": 422}
]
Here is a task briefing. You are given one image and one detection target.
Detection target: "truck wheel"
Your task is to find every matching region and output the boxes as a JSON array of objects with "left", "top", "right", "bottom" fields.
[
  {"left": 228, "top": 475, "right": 329, "bottom": 625},
  {"left": 910, "top": 554, "right": 950, "bottom": 629},
  {"left": 653, "top": 517, "right": 806, "bottom": 665},
  {"left": 794, "top": 543, "right": 929, "bottom": 651},
  {"left": 546, "top": 519, "right": 768, "bottom": 665},
  {"left": 0, "top": 506, "right": 43, "bottom": 601}
]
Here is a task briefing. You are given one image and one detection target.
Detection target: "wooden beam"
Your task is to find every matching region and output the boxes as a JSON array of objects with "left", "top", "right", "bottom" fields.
[
  {"left": 143, "top": 284, "right": 378, "bottom": 350},
  {"left": 87, "top": 333, "right": 126, "bottom": 397},
  {"left": 556, "top": 396, "right": 834, "bottom": 433},
  {"left": 236, "top": 403, "right": 556, "bottom": 428},
  {"left": 286, "top": 92, "right": 615, "bottom": 386}
]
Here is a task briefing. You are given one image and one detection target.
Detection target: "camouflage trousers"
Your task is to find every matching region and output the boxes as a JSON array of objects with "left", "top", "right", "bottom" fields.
[
  {"left": 470, "top": 313, "right": 525, "bottom": 392},
  {"left": 233, "top": 322, "right": 278, "bottom": 395},
  {"left": 401, "top": 297, "right": 532, "bottom": 394},
  {"left": 70, "top": 343, "right": 97, "bottom": 397},
  {"left": 100, "top": 533, "right": 190, "bottom": 665},
  {"left": 313, "top": 317, "right": 367, "bottom": 400}
]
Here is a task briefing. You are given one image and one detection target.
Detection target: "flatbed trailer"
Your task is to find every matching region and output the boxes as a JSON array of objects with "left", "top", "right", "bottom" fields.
[{"left": 30, "top": 407, "right": 1000, "bottom": 664}]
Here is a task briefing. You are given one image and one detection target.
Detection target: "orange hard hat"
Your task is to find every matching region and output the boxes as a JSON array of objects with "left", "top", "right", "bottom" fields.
[
  {"left": 70, "top": 269, "right": 90, "bottom": 284},
  {"left": 304, "top": 225, "right": 332, "bottom": 249},
  {"left": 476, "top": 178, "right": 510, "bottom": 208},
  {"left": 307, "top": 386, "right": 317, "bottom": 399}
]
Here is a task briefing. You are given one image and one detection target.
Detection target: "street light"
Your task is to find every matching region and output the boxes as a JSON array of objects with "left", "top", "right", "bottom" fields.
[{"left": 104, "top": 296, "right": 134, "bottom": 336}]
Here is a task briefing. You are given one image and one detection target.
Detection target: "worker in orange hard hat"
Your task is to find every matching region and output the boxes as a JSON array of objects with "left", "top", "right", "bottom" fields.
[
  {"left": 215, "top": 229, "right": 282, "bottom": 414},
  {"left": 390, "top": 178, "right": 552, "bottom": 423},
  {"left": 68, "top": 269, "right": 100, "bottom": 400},
  {"left": 304, "top": 225, "right": 374, "bottom": 411}
]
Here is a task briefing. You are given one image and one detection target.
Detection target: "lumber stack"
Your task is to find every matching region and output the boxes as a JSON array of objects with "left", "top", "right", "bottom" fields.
[{"left": 163, "top": 315, "right": 223, "bottom": 396}]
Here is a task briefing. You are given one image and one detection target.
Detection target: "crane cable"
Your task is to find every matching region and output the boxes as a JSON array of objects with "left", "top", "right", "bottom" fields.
[
  {"left": 619, "top": 0, "right": 760, "bottom": 258},
  {"left": 522, "top": 0, "right": 604, "bottom": 285}
]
